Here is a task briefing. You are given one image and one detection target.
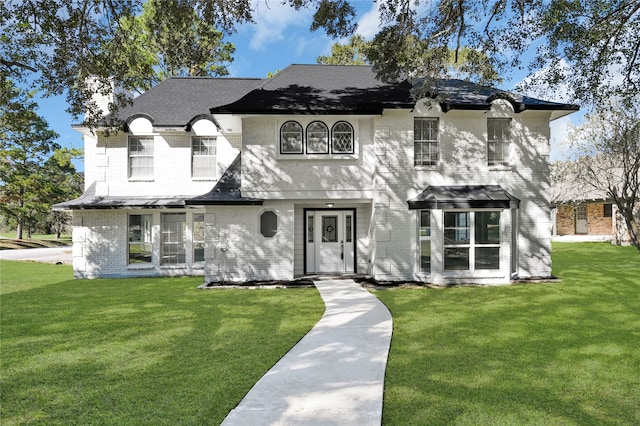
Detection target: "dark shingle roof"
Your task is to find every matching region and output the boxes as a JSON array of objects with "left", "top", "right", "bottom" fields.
[
  {"left": 210, "top": 64, "right": 579, "bottom": 116},
  {"left": 185, "top": 154, "right": 263, "bottom": 205},
  {"left": 100, "top": 64, "right": 578, "bottom": 125},
  {"left": 110, "top": 77, "right": 263, "bottom": 126}
]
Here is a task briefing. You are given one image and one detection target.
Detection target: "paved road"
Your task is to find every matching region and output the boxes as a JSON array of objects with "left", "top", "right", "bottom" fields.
[{"left": 0, "top": 246, "right": 73, "bottom": 264}]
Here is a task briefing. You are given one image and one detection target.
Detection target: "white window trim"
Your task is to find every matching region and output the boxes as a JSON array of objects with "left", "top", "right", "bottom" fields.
[
  {"left": 191, "top": 136, "right": 217, "bottom": 180},
  {"left": 442, "top": 209, "right": 502, "bottom": 276},
  {"left": 128, "top": 135, "right": 155, "bottom": 181},
  {"left": 414, "top": 117, "right": 440, "bottom": 167},
  {"left": 417, "top": 210, "right": 432, "bottom": 276}
]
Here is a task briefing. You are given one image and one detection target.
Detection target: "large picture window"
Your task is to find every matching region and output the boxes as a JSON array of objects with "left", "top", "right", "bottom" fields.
[
  {"left": 487, "top": 118, "right": 511, "bottom": 167},
  {"left": 331, "top": 121, "right": 354, "bottom": 153},
  {"left": 306, "top": 121, "right": 329, "bottom": 153},
  {"left": 281, "top": 121, "right": 303, "bottom": 154},
  {"left": 161, "top": 213, "right": 186, "bottom": 265},
  {"left": 444, "top": 211, "right": 501, "bottom": 271},
  {"left": 128, "top": 136, "right": 154, "bottom": 178},
  {"left": 128, "top": 214, "right": 152, "bottom": 264},
  {"left": 192, "top": 137, "right": 216, "bottom": 178},
  {"left": 414, "top": 118, "right": 439, "bottom": 166}
]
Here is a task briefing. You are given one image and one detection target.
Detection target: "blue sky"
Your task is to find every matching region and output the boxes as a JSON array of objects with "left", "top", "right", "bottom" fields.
[{"left": 35, "top": 1, "right": 580, "bottom": 170}]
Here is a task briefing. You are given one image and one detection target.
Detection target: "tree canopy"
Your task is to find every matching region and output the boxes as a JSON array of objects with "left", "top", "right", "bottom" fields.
[{"left": 2, "top": 0, "right": 638, "bottom": 122}]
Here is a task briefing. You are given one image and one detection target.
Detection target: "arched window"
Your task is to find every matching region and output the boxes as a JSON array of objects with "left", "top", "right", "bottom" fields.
[
  {"left": 331, "top": 121, "right": 354, "bottom": 154},
  {"left": 280, "top": 121, "right": 303, "bottom": 154},
  {"left": 306, "top": 121, "right": 329, "bottom": 154}
]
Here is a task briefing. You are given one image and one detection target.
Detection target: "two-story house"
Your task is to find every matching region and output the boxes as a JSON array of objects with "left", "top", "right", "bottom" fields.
[{"left": 54, "top": 64, "right": 578, "bottom": 285}]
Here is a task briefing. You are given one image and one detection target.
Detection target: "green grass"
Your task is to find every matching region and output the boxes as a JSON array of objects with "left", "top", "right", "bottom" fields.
[
  {"left": 0, "top": 262, "right": 324, "bottom": 425},
  {"left": 375, "top": 243, "right": 640, "bottom": 425},
  {"left": 2, "top": 243, "right": 639, "bottom": 425}
]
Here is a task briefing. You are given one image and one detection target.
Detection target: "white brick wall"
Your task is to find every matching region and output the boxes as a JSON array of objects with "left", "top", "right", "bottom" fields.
[{"left": 73, "top": 98, "right": 556, "bottom": 283}]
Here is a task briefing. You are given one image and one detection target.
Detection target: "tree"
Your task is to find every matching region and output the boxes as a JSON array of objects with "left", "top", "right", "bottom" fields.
[
  {"left": 307, "top": 1, "right": 639, "bottom": 107},
  {"left": 0, "top": 79, "right": 59, "bottom": 239},
  {"left": 107, "top": 0, "right": 236, "bottom": 93},
  {"left": 317, "top": 35, "right": 369, "bottom": 65},
  {"left": 569, "top": 104, "right": 640, "bottom": 250},
  {"left": 3, "top": 0, "right": 638, "bottom": 119},
  {"left": 1, "top": 0, "right": 248, "bottom": 122}
]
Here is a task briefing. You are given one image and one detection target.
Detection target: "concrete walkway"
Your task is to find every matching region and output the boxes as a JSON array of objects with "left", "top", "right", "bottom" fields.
[{"left": 222, "top": 279, "right": 393, "bottom": 426}]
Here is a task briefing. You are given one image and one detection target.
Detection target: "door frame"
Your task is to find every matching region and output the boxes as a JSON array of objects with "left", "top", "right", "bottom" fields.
[{"left": 303, "top": 207, "right": 357, "bottom": 275}]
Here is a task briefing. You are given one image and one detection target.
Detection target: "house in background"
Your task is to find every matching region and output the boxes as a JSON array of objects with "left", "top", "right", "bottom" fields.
[{"left": 54, "top": 64, "right": 579, "bottom": 285}]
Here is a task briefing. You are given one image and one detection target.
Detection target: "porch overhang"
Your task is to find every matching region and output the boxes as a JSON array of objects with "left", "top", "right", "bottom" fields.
[{"left": 407, "top": 185, "right": 520, "bottom": 209}]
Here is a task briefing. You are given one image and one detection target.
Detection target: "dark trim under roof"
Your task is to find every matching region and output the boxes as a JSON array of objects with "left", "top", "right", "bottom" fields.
[
  {"left": 407, "top": 185, "right": 521, "bottom": 209},
  {"left": 52, "top": 183, "right": 191, "bottom": 210},
  {"left": 185, "top": 154, "right": 263, "bottom": 206}
]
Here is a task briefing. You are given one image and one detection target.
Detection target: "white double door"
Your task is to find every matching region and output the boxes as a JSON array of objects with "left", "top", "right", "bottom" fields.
[{"left": 306, "top": 209, "right": 355, "bottom": 274}]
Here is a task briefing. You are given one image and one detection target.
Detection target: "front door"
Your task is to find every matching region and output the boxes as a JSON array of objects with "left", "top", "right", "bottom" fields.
[
  {"left": 575, "top": 204, "right": 588, "bottom": 234},
  {"left": 306, "top": 209, "right": 355, "bottom": 274}
]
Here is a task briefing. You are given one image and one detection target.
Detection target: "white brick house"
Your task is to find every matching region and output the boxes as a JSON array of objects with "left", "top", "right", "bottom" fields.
[{"left": 55, "top": 65, "right": 578, "bottom": 285}]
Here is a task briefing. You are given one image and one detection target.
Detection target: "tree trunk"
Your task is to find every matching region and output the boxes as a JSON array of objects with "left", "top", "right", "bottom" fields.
[{"left": 16, "top": 222, "right": 23, "bottom": 240}]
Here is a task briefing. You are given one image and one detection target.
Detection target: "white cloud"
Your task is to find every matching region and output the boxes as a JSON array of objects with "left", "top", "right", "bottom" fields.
[
  {"left": 355, "top": 3, "right": 381, "bottom": 40},
  {"left": 247, "top": 1, "right": 313, "bottom": 51}
]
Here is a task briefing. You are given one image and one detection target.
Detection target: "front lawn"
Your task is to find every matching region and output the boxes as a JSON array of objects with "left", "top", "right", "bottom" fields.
[
  {"left": 375, "top": 242, "right": 640, "bottom": 425},
  {"left": 0, "top": 262, "right": 324, "bottom": 425},
  {"left": 1, "top": 243, "right": 638, "bottom": 425}
]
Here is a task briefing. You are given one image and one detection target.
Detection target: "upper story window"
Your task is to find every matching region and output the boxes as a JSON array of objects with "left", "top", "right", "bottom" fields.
[
  {"left": 306, "top": 121, "right": 329, "bottom": 154},
  {"left": 414, "top": 118, "right": 439, "bottom": 166},
  {"left": 331, "top": 121, "right": 354, "bottom": 154},
  {"left": 281, "top": 121, "right": 303, "bottom": 154},
  {"left": 487, "top": 118, "right": 512, "bottom": 167},
  {"left": 192, "top": 136, "right": 217, "bottom": 179},
  {"left": 128, "top": 136, "right": 154, "bottom": 178}
]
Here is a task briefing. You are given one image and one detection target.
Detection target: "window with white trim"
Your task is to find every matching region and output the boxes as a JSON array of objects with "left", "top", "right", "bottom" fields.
[
  {"left": 128, "top": 136, "right": 154, "bottom": 178},
  {"left": 281, "top": 121, "right": 303, "bottom": 154},
  {"left": 193, "top": 213, "right": 205, "bottom": 262},
  {"left": 306, "top": 121, "right": 329, "bottom": 153},
  {"left": 444, "top": 211, "right": 501, "bottom": 271},
  {"left": 128, "top": 214, "right": 152, "bottom": 264},
  {"left": 414, "top": 118, "right": 439, "bottom": 166},
  {"left": 331, "top": 121, "right": 354, "bottom": 153},
  {"left": 419, "top": 210, "right": 431, "bottom": 273},
  {"left": 161, "top": 213, "right": 186, "bottom": 265},
  {"left": 192, "top": 136, "right": 216, "bottom": 178},
  {"left": 487, "top": 118, "right": 511, "bottom": 166}
]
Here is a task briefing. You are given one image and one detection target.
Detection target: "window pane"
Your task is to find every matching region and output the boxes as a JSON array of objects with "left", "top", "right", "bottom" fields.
[
  {"left": 346, "top": 215, "right": 352, "bottom": 243},
  {"left": 475, "top": 211, "right": 501, "bottom": 244},
  {"left": 308, "top": 215, "right": 314, "bottom": 243},
  {"left": 444, "top": 212, "right": 470, "bottom": 244},
  {"left": 475, "top": 247, "right": 500, "bottom": 269},
  {"left": 193, "top": 213, "right": 205, "bottom": 262},
  {"left": 161, "top": 213, "right": 186, "bottom": 265},
  {"left": 129, "top": 137, "right": 154, "bottom": 178},
  {"left": 306, "top": 122, "right": 329, "bottom": 153},
  {"left": 129, "top": 214, "right": 152, "bottom": 264},
  {"left": 487, "top": 118, "right": 511, "bottom": 166},
  {"left": 322, "top": 216, "right": 338, "bottom": 242},
  {"left": 192, "top": 137, "right": 216, "bottom": 178},
  {"left": 260, "top": 211, "right": 278, "bottom": 237},
  {"left": 414, "top": 118, "right": 439, "bottom": 165},
  {"left": 281, "top": 121, "right": 303, "bottom": 153},
  {"left": 331, "top": 122, "right": 353, "bottom": 153},
  {"left": 420, "top": 210, "right": 431, "bottom": 236},
  {"left": 444, "top": 247, "right": 469, "bottom": 270},
  {"left": 420, "top": 240, "right": 431, "bottom": 273}
]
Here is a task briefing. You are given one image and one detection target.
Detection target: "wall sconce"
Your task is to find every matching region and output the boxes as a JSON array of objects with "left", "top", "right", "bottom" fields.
[{"left": 326, "top": 202, "right": 334, "bottom": 208}]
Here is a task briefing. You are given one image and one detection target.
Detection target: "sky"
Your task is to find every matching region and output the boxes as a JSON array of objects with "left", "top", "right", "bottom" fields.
[{"left": 35, "top": 1, "right": 582, "bottom": 171}]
